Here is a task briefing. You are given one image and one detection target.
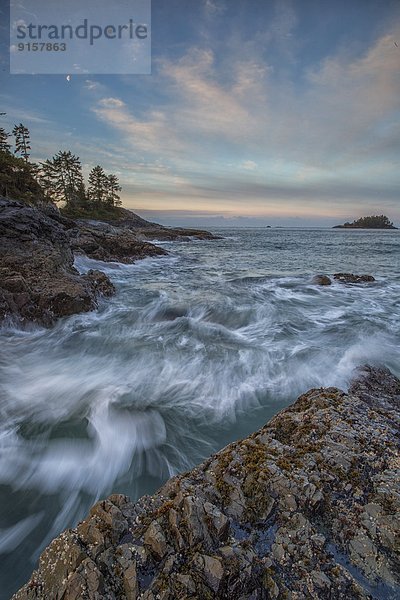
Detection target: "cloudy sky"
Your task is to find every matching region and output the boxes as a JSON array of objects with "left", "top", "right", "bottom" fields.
[{"left": 1, "top": 0, "right": 399, "bottom": 226}]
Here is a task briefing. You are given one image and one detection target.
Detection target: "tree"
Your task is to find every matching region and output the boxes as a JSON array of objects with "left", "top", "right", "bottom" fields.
[
  {"left": 88, "top": 165, "right": 108, "bottom": 205},
  {"left": 87, "top": 166, "right": 122, "bottom": 208},
  {"left": 13, "top": 123, "right": 31, "bottom": 162},
  {"left": 105, "top": 174, "right": 122, "bottom": 206},
  {"left": 0, "top": 151, "right": 45, "bottom": 203},
  {"left": 40, "top": 150, "right": 86, "bottom": 206},
  {"left": 0, "top": 127, "right": 11, "bottom": 153}
]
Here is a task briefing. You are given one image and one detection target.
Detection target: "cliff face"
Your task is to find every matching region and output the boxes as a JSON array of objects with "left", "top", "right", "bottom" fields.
[{"left": 13, "top": 366, "right": 400, "bottom": 600}]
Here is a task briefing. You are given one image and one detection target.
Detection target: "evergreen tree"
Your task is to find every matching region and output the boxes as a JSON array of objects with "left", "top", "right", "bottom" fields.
[
  {"left": 105, "top": 174, "right": 122, "bottom": 206},
  {"left": 13, "top": 123, "right": 31, "bottom": 162},
  {"left": 40, "top": 151, "right": 86, "bottom": 206},
  {"left": 0, "top": 127, "right": 11, "bottom": 153},
  {"left": 88, "top": 165, "right": 108, "bottom": 205},
  {"left": 0, "top": 151, "right": 45, "bottom": 203}
]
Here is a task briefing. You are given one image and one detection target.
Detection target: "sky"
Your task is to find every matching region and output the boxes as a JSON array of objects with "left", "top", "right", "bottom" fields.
[{"left": 1, "top": 0, "right": 399, "bottom": 227}]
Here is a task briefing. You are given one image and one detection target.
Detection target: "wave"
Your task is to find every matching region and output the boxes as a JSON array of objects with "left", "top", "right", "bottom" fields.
[{"left": 1, "top": 228, "right": 400, "bottom": 596}]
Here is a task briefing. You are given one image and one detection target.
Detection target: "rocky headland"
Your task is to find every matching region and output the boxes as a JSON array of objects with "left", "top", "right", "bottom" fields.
[
  {"left": 13, "top": 365, "right": 400, "bottom": 600},
  {"left": 0, "top": 198, "right": 216, "bottom": 326}
]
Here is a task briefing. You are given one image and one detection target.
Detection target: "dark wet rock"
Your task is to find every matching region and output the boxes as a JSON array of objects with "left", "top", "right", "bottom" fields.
[
  {"left": 68, "top": 220, "right": 168, "bottom": 263},
  {"left": 0, "top": 198, "right": 115, "bottom": 326},
  {"left": 334, "top": 273, "right": 376, "bottom": 284},
  {"left": 312, "top": 274, "right": 332, "bottom": 286},
  {"left": 13, "top": 366, "right": 400, "bottom": 599},
  {"left": 84, "top": 269, "right": 115, "bottom": 298},
  {"left": 0, "top": 198, "right": 216, "bottom": 326}
]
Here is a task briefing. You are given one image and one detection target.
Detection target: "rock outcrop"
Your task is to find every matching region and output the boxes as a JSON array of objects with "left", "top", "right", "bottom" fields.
[
  {"left": 333, "top": 273, "right": 376, "bottom": 284},
  {"left": 93, "top": 207, "right": 219, "bottom": 241},
  {"left": 313, "top": 273, "right": 376, "bottom": 286},
  {"left": 13, "top": 366, "right": 400, "bottom": 599},
  {"left": 0, "top": 198, "right": 115, "bottom": 326},
  {"left": 0, "top": 198, "right": 218, "bottom": 326},
  {"left": 68, "top": 221, "right": 167, "bottom": 263},
  {"left": 134, "top": 227, "right": 219, "bottom": 242}
]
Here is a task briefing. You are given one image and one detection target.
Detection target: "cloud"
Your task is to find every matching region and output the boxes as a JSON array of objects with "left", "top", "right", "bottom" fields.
[
  {"left": 92, "top": 97, "right": 184, "bottom": 156},
  {"left": 204, "top": 0, "right": 226, "bottom": 17},
  {"left": 159, "top": 49, "right": 257, "bottom": 140},
  {"left": 88, "top": 24, "right": 400, "bottom": 217},
  {"left": 92, "top": 48, "right": 271, "bottom": 161},
  {"left": 304, "top": 30, "right": 400, "bottom": 155},
  {"left": 93, "top": 27, "right": 400, "bottom": 167},
  {"left": 84, "top": 80, "right": 101, "bottom": 91},
  {"left": 241, "top": 160, "right": 258, "bottom": 170}
]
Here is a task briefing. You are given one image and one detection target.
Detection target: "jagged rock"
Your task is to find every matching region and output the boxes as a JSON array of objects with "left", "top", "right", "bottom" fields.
[
  {"left": 68, "top": 220, "right": 167, "bottom": 263},
  {"left": 91, "top": 206, "right": 219, "bottom": 241},
  {"left": 0, "top": 198, "right": 217, "bottom": 326},
  {"left": 312, "top": 274, "right": 332, "bottom": 285},
  {"left": 12, "top": 366, "right": 400, "bottom": 599},
  {"left": 144, "top": 521, "right": 168, "bottom": 559},
  {"left": 84, "top": 269, "right": 115, "bottom": 297},
  {"left": 134, "top": 227, "right": 219, "bottom": 242},
  {"left": 334, "top": 272, "right": 376, "bottom": 283},
  {"left": 194, "top": 553, "right": 224, "bottom": 592},
  {"left": 0, "top": 198, "right": 115, "bottom": 326}
]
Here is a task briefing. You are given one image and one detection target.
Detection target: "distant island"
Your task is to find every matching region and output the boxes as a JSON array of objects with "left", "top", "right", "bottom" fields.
[{"left": 333, "top": 215, "right": 397, "bottom": 229}]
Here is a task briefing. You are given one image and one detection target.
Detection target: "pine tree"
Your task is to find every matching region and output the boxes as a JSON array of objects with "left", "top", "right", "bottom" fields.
[
  {"left": 0, "top": 152, "right": 45, "bottom": 203},
  {"left": 105, "top": 174, "right": 122, "bottom": 206},
  {"left": 40, "top": 151, "right": 86, "bottom": 206},
  {"left": 0, "top": 127, "right": 11, "bottom": 153},
  {"left": 88, "top": 165, "right": 108, "bottom": 205},
  {"left": 13, "top": 123, "right": 31, "bottom": 162}
]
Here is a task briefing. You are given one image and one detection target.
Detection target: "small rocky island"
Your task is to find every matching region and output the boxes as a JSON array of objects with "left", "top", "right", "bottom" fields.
[
  {"left": 13, "top": 365, "right": 400, "bottom": 599},
  {"left": 333, "top": 215, "right": 397, "bottom": 229}
]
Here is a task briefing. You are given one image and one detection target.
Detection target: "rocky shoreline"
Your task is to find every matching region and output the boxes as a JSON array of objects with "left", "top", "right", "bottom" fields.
[
  {"left": 13, "top": 365, "right": 400, "bottom": 599},
  {"left": 0, "top": 198, "right": 216, "bottom": 326}
]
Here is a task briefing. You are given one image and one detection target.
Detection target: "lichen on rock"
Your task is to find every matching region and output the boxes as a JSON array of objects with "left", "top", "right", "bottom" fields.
[{"left": 12, "top": 365, "right": 400, "bottom": 599}]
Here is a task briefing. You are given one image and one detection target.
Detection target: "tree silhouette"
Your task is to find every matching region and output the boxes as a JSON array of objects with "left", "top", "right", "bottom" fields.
[
  {"left": 87, "top": 166, "right": 122, "bottom": 208},
  {"left": 105, "top": 174, "right": 122, "bottom": 206},
  {"left": 13, "top": 123, "right": 31, "bottom": 162},
  {"left": 88, "top": 165, "right": 108, "bottom": 205},
  {"left": 0, "top": 127, "right": 11, "bottom": 153},
  {"left": 40, "top": 151, "right": 86, "bottom": 206},
  {"left": 0, "top": 151, "right": 44, "bottom": 203}
]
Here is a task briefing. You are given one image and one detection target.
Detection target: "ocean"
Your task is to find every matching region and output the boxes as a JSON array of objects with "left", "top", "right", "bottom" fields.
[{"left": 1, "top": 227, "right": 399, "bottom": 598}]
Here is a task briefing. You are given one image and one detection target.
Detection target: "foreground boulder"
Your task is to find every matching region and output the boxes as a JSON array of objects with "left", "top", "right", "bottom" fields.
[
  {"left": 13, "top": 366, "right": 400, "bottom": 599},
  {"left": 0, "top": 198, "right": 115, "bottom": 326}
]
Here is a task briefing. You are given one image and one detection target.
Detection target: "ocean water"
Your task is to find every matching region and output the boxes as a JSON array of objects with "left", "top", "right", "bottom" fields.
[{"left": 1, "top": 227, "right": 399, "bottom": 598}]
